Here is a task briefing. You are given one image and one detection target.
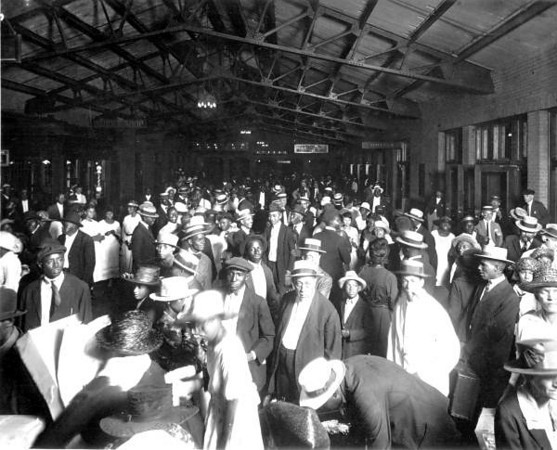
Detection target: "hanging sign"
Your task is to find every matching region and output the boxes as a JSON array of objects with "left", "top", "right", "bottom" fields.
[{"left": 294, "top": 144, "right": 329, "bottom": 154}]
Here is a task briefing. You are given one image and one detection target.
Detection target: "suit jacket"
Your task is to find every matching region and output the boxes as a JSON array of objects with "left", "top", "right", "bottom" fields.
[
  {"left": 504, "top": 234, "right": 542, "bottom": 262},
  {"left": 264, "top": 223, "right": 297, "bottom": 290},
  {"left": 339, "top": 295, "right": 375, "bottom": 359},
  {"left": 475, "top": 220, "right": 504, "bottom": 247},
  {"left": 19, "top": 273, "right": 92, "bottom": 332},
  {"left": 47, "top": 203, "right": 64, "bottom": 221},
  {"left": 290, "top": 223, "right": 313, "bottom": 252},
  {"left": 463, "top": 279, "right": 520, "bottom": 408},
  {"left": 495, "top": 385, "right": 552, "bottom": 450},
  {"left": 59, "top": 231, "right": 95, "bottom": 285},
  {"left": 220, "top": 287, "right": 275, "bottom": 391},
  {"left": 246, "top": 262, "right": 280, "bottom": 323},
  {"left": 313, "top": 228, "right": 351, "bottom": 282},
  {"left": 416, "top": 224, "right": 438, "bottom": 271},
  {"left": 523, "top": 200, "right": 550, "bottom": 226},
  {"left": 130, "top": 222, "right": 156, "bottom": 272},
  {"left": 268, "top": 290, "right": 342, "bottom": 395}
]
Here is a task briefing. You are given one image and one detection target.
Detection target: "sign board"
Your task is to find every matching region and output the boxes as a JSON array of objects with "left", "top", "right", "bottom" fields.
[
  {"left": 1, "top": 149, "right": 10, "bottom": 167},
  {"left": 294, "top": 144, "right": 329, "bottom": 154}
]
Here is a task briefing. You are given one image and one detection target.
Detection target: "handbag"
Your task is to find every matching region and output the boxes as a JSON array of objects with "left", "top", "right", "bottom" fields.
[{"left": 448, "top": 365, "right": 481, "bottom": 421}]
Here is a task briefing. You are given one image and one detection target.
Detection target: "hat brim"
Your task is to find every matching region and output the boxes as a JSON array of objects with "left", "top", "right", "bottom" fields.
[
  {"left": 504, "top": 361, "right": 557, "bottom": 375},
  {"left": 290, "top": 272, "right": 323, "bottom": 278},
  {"left": 395, "top": 236, "right": 428, "bottom": 249},
  {"left": 338, "top": 276, "right": 366, "bottom": 289},
  {"left": 474, "top": 254, "right": 513, "bottom": 265},
  {"left": 154, "top": 241, "right": 181, "bottom": 250},
  {"left": 521, "top": 281, "right": 557, "bottom": 293},
  {"left": 298, "top": 246, "right": 326, "bottom": 254},
  {"left": 95, "top": 326, "right": 163, "bottom": 356},
  {"left": 403, "top": 213, "right": 424, "bottom": 222},
  {"left": 123, "top": 276, "right": 160, "bottom": 286},
  {"left": 516, "top": 222, "right": 542, "bottom": 233},
  {"left": 138, "top": 212, "right": 159, "bottom": 219},
  {"left": 299, "top": 360, "right": 346, "bottom": 410},
  {"left": 149, "top": 289, "right": 199, "bottom": 302},
  {"left": 178, "top": 310, "right": 237, "bottom": 323},
  {"left": 540, "top": 229, "right": 557, "bottom": 240},
  {"left": 100, "top": 406, "right": 199, "bottom": 438},
  {"left": 0, "top": 309, "right": 26, "bottom": 321},
  {"left": 393, "top": 269, "right": 431, "bottom": 278}
]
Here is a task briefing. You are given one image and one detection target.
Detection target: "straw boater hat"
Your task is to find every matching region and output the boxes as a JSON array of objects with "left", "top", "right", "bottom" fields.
[
  {"left": 452, "top": 233, "right": 481, "bottom": 250},
  {"left": 138, "top": 202, "right": 159, "bottom": 219},
  {"left": 180, "top": 290, "right": 236, "bottom": 323},
  {"left": 360, "top": 202, "right": 371, "bottom": 211},
  {"left": 516, "top": 216, "right": 542, "bottom": 233},
  {"left": 298, "top": 195, "right": 310, "bottom": 203},
  {"left": 372, "top": 219, "right": 390, "bottom": 234},
  {"left": 474, "top": 246, "right": 513, "bottom": 265},
  {"left": 461, "top": 215, "right": 476, "bottom": 224},
  {"left": 504, "top": 339, "right": 557, "bottom": 375},
  {"left": 215, "top": 193, "right": 229, "bottom": 206},
  {"left": 100, "top": 385, "right": 198, "bottom": 438},
  {"left": 396, "top": 230, "right": 428, "bottom": 249},
  {"left": 298, "top": 238, "right": 326, "bottom": 254},
  {"left": 181, "top": 215, "right": 211, "bottom": 241},
  {"left": 150, "top": 276, "right": 199, "bottom": 302},
  {"left": 0, "top": 286, "right": 26, "bottom": 321},
  {"left": 235, "top": 208, "right": 254, "bottom": 223},
  {"left": 541, "top": 224, "right": 557, "bottom": 240},
  {"left": 338, "top": 270, "right": 367, "bottom": 289},
  {"left": 298, "top": 357, "right": 346, "bottom": 410},
  {"left": 127, "top": 200, "right": 139, "bottom": 208},
  {"left": 394, "top": 260, "right": 431, "bottom": 278},
  {"left": 333, "top": 193, "right": 344, "bottom": 205},
  {"left": 510, "top": 207, "right": 527, "bottom": 221},
  {"left": 123, "top": 265, "right": 161, "bottom": 286},
  {"left": 155, "top": 232, "right": 180, "bottom": 249},
  {"left": 96, "top": 310, "right": 163, "bottom": 356},
  {"left": 404, "top": 208, "right": 424, "bottom": 223},
  {"left": 372, "top": 184, "right": 384, "bottom": 194},
  {"left": 173, "top": 202, "right": 188, "bottom": 214},
  {"left": 290, "top": 260, "right": 323, "bottom": 278},
  {"left": 521, "top": 265, "right": 557, "bottom": 293}
]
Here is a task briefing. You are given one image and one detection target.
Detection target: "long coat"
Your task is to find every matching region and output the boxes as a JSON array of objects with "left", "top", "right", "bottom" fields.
[
  {"left": 495, "top": 385, "right": 552, "bottom": 450},
  {"left": 59, "top": 231, "right": 96, "bottom": 285},
  {"left": 268, "top": 290, "right": 341, "bottom": 396},
  {"left": 463, "top": 279, "right": 520, "bottom": 408},
  {"left": 18, "top": 272, "right": 92, "bottom": 332},
  {"left": 219, "top": 287, "right": 275, "bottom": 391},
  {"left": 340, "top": 355, "right": 460, "bottom": 448},
  {"left": 245, "top": 262, "right": 280, "bottom": 323},
  {"left": 416, "top": 224, "right": 438, "bottom": 271},
  {"left": 130, "top": 221, "right": 156, "bottom": 272},
  {"left": 264, "top": 223, "right": 297, "bottom": 292},
  {"left": 313, "top": 228, "right": 351, "bottom": 283},
  {"left": 522, "top": 200, "right": 550, "bottom": 226},
  {"left": 338, "top": 295, "right": 375, "bottom": 359}
]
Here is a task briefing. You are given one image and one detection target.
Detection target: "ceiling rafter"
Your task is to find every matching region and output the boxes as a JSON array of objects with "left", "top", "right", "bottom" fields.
[{"left": 257, "top": 122, "right": 347, "bottom": 144}]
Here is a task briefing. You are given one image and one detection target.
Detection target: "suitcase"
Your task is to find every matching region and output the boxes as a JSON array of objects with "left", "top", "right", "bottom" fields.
[{"left": 449, "top": 368, "right": 481, "bottom": 421}]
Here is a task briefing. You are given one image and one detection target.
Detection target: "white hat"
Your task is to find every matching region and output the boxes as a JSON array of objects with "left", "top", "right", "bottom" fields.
[
  {"left": 396, "top": 230, "right": 428, "bottom": 249},
  {"left": 404, "top": 208, "right": 424, "bottom": 222},
  {"left": 298, "top": 357, "right": 346, "bottom": 410},
  {"left": 338, "top": 270, "right": 367, "bottom": 289},
  {"left": 150, "top": 277, "right": 198, "bottom": 302},
  {"left": 474, "top": 245, "right": 513, "bottom": 265},
  {"left": 180, "top": 290, "right": 236, "bottom": 322},
  {"left": 0, "top": 231, "right": 22, "bottom": 253},
  {"left": 516, "top": 216, "right": 542, "bottom": 233},
  {"left": 360, "top": 202, "right": 371, "bottom": 211},
  {"left": 320, "top": 196, "right": 331, "bottom": 206}
]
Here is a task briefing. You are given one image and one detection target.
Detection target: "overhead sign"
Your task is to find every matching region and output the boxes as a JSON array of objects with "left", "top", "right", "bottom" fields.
[{"left": 294, "top": 144, "right": 329, "bottom": 154}]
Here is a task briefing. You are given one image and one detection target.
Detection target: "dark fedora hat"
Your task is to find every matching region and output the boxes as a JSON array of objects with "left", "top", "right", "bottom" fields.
[
  {"left": 290, "top": 204, "right": 306, "bottom": 217},
  {"left": 123, "top": 265, "right": 161, "bottom": 286},
  {"left": 394, "top": 260, "right": 431, "bottom": 278},
  {"left": 0, "top": 287, "right": 26, "bottom": 321},
  {"left": 96, "top": 310, "right": 163, "bottom": 356},
  {"left": 269, "top": 201, "right": 284, "bottom": 213},
  {"left": 37, "top": 239, "right": 67, "bottom": 261},
  {"left": 61, "top": 211, "right": 83, "bottom": 227},
  {"left": 100, "top": 384, "right": 198, "bottom": 438}
]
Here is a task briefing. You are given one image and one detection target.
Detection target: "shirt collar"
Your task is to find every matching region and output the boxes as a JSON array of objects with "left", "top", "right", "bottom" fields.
[{"left": 43, "top": 272, "right": 64, "bottom": 285}]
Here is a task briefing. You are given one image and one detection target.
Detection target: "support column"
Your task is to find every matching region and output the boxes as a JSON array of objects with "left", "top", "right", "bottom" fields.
[
  {"left": 527, "top": 111, "right": 550, "bottom": 207},
  {"left": 115, "top": 129, "right": 136, "bottom": 202}
]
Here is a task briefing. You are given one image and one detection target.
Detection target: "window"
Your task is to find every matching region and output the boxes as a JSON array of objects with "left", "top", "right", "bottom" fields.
[
  {"left": 474, "top": 115, "right": 527, "bottom": 162},
  {"left": 444, "top": 129, "right": 462, "bottom": 163}
]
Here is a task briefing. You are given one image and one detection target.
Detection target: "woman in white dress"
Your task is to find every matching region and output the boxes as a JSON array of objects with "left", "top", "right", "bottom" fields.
[
  {"left": 431, "top": 216, "right": 455, "bottom": 288},
  {"left": 183, "top": 290, "right": 263, "bottom": 450},
  {"left": 120, "top": 200, "right": 140, "bottom": 273},
  {"left": 97, "top": 207, "right": 121, "bottom": 281}
]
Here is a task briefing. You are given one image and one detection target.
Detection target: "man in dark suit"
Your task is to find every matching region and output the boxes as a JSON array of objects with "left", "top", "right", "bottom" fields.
[
  {"left": 18, "top": 241, "right": 92, "bottom": 332},
  {"left": 131, "top": 202, "right": 159, "bottom": 273},
  {"left": 58, "top": 211, "right": 95, "bottom": 286},
  {"left": 289, "top": 204, "right": 312, "bottom": 256},
  {"left": 504, "top": 215, "right": 543, "bottom": 262},
  {"left": 267, "top": 261, "right": 342, "bottom": 404},
  {"left": 313, "top": 208, "right": 351, "bottom": 307},
  {"left": 218, "top": 257, "right": 275, "bottom": 393},
  {"left": 522, "top": 188, "right": 550, "bottom": 226},
  {"left": 404, "top": 208, "right": 437, "bottom": 270},
  {"left": 47, "top": 192, "right": 66, "bottom": 221},
  {"left": 264, "top": 202, "right": 297, "bottom": 294},
  {"left": 461, "top": 247, "right": 519, "bottom": 422},
  {"left": 338, "top": 271, "right": 374, "bottom": 359}
]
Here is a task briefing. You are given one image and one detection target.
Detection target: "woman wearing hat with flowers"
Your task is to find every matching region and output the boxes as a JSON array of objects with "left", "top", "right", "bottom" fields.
[
  {"left": 495, "top": 339, "right": 557, "bottom": 449},
  {"left": 180, "top": 290, "right": 264, "bottom": 450},
  {"left": 513, "top": 257, "right": 541, "bottom": 318}
]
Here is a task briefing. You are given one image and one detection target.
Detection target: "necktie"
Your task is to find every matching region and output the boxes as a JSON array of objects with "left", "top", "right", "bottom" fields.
[
  {"left": 486, "top": 221, "right": 491, "bottom": 242},
  {"left": 50, "top": 281, "right": 61, "bottom": 318}
]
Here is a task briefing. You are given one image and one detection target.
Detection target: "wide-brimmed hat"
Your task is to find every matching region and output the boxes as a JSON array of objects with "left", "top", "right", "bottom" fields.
[
  {"left": 372, "top": 219, "right": 390, "bottom": 233},
  {"left": 61, "top": 211, "right": 83, "bottom": 227},
  {"left": 510, "top": 207, "right": 527, "bottom": 221},
  {"left": 180, "top": 290, "right": 236, "bottom": 323},
  {"left": 372, "top": 184, "right": 384, "bottom": 194},
  {"left": 531, "top": 246, "right": 555, "bottom": 262},
  {"left": 338, "top": 270, "right": 366, "bottom": 289},
  {"left": 173, "top": 250, "right": 198, "bottom": 275},
  {"left": 150, "top": 276, "right": 199, "bottom": 302},
  {"left": 333, "top": 193, "right": 343, "bottom": 205},
  {"left": 181, "top": 215, "right": 211, "bottom": 241},
  {"left": 0, "top": 231, "right": 21, "bottom": 252},
  {"left": 124, "top": 265, "right": 160, "bottom": 286},
  {"left": 360, "top": 202, "right": 371, "bottom": 211},
  {"left": 394, "top": 260, "right": 431, "bottom": 278},
  {"left": 474, "top": 246, "right": 513, "bottom": 265},
  {"left": 298, "top": 238, "right": 326, "bottom": 254},
  {"left": 127, "top": 200, "right": 139, "bottom": 208},
  {"left": 298, "top": 357, "right": 346, "bottom": 410},
  {"left": 276, "top": 192, "right": 287, "bottom": 200},
  {"left": 521, "top": 265, "right": 557, "bottom": 292},
  {"left": 215, "top": 193, "right": 229, "bottom": 206},
  {"left": 96, "top": 310, "right": 163, "bottom": 356},
  {"left": 396, "top": 230, "right": 428, "bottom": 249},
  {"left": 516, "top": 216, "right": 542, "bottom": 233},
  {"left": 541, "top": 224, "right": 557, "bottom": 240},
  {"left": 23, "top": 211, "right": 41, "bottom": 222},
  {"left": 138, "top": 202, "right": 159, "bottom": 219},
  {"left": 0, "top": 286, "right": 26, "bottom": 321},
  {"left": 223, "top": 257, "right": 253, "bottom": 272},
  {"left": 37, "top": 240, "right": 67, "bottom": 261},
  {"left": 235, "top": 208, "right": 254, "bottom": 223},
  {"left": 155, "top": 232, "right": 180, "bottom": 249},
  {"left": 482, "top": 205, "right": 494, "bottom": 212},
  {"left": 173, "top": 202, "right": 188, "bottom": 214},
  {"left": 290, "top": 204, "right": 306, "bottom": 217},
  {"left": 290, "top": 260, "right": 322, "bottom": 278},
  {"left": 404, "top": 208, "right": 424, "bottom": 222},
  {"left": 452, "top": 233, "right": 481, "bottom": 250},
  {"left": 504, "top": 339, "right": 557, "bottom": 375},
  {"left": 100, "top": 385, "right": 198, "bottom": 438}
]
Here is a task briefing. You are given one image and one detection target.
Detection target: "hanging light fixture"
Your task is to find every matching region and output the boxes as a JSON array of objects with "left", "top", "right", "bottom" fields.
[{"left": 197, "top": 12, "right": 217, "bottom": 110}]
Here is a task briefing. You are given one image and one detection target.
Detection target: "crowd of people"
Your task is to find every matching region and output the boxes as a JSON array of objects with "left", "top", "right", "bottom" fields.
[{"left": 1, "top": 173, "right": 557, "bottom": 449}]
